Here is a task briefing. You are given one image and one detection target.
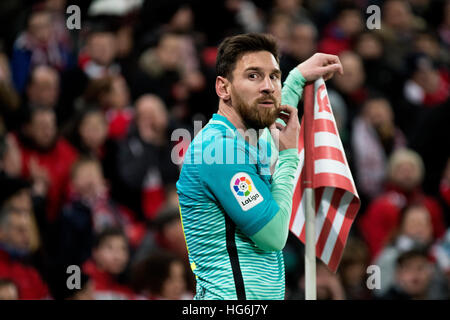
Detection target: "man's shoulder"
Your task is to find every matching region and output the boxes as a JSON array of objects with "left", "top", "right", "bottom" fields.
[
  {"left": 186, "top": 122, "right": 247, "bottom": 159},
  {"left": 192, "top": 122, "right": 236, "bottom": 145}
]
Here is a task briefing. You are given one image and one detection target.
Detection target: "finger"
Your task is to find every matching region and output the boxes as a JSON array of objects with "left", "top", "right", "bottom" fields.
[
  {"left": 278, "top": 105, "right": 297, "bottom": 126},
  {"left": 277, "top": 112, "right": 290, "bottom": 124},
  {"left": 278, "top": 104, "right": 296, "bottom": 114},
  {"left": 323, "top": 72, "right": 334, "bottom": 81},
  {"left": 319, "top": 64, "right": 342, "bottom": 78},
  {"left": 320, "top": 54, "right": 343, "bottom": 75},
  {"left": 320, "top": 53, "right": 340, "bottom": 65},
  {"left": 275, "top": 122, "right": 285, "bottom": 131}
]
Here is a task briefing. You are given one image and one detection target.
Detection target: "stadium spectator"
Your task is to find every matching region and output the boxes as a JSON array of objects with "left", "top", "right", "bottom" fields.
[
  {"left": 78, "top": 26, "right": 119, "bottom": 80},
  {"left": 59, "top": 157, "right": 142, "bottom": 270},
  {"left": 318, "top": 4, "right": 364, "bottom": 56},
  {"left": 432, "top": 228, "right": 450, "bottom": 299},
  {"left": 0, "top": 278, "right": 19, "bottom": 300},
  {"left": 0, "top": 205, "right": 50, "bottom": 299},
  {"left": 379, "top": 248, "right": 435, "bottom": 299},
  {"left": 12, "top": 106, "right": 78, "bottom": 222},
  {"left": 82, "top": 75, "right": 134, "bottom": 140},
  {"left": 351, "top": 96, "right": 406, "bottom": 200},
  {"left": 133, "top": 206, "right": 192, "bottom": 291},
  {"left": 378, "top": 0, "right": 421, "bottom": 72},
  {"left": 134, "top": 32, "right": 185, "bottom": 108},
  {"left": 0, "top": 53, "right": 20, "bottom": 132},
  {"left": 82, "top": 227, "right": 136, "bottom": 300},
  {"left": 338, "top": 237, "right": 372, "bottom": 300},
  {"left": 131, "top": 250, "right": 192, "bottom": 300},
  {"left": 296, "top": 260, "right": 346, "bottom": 300},
  {"left": 26, "top": 65, "right": 59, "bottom": 110},
  {"left": 11, "top": 8, "right": 72, "bottom": 93},
  {"left": 438, "top": 0, "right": 450, "bottom": 47},
  {"left": 266, "top": 13, "right": 292, "bottom": 55},
  {"left": 359, "top": 148, "right": 446, "bottom": 259},
  {"left": 271, "top": 0, "right": 310, "bottom": 25},
  {"left": 65, "top": 107, "right": 108, "bottom": 159},
  {"left": 330, "top": 51, "right": 368, "bottom": 125},
  {"left": 115, "top": 94, "right": 179, "bottom": 221},
  {"left": 353, "top": 31, "right": 402, "bottom": 101},
  {"left": 62, "top": 272, "right": 94, "bottom": 300},
  {"left": 374, "top": 203, "right": 446, "bottom": 298},
  {"left": 280, "top": 21, "right": 318, "bottom": 81}
]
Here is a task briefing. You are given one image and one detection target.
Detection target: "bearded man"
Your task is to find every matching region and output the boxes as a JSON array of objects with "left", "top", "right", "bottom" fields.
[{"left": 176, "top": 33, "right": 343, "bottom": 300}]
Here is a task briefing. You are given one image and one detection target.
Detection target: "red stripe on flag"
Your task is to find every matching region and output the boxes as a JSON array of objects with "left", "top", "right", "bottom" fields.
[
  {"left": 314, "top": 146, "right": 346, "bottom": 164},
  {"left": 314, "top": 119, "right": 337, "bottom": 135},
  {"left": 300, "top": 224, "right": 306, "bottom": 243},
  {"left": 327, "top": 197, "right": 360, "bottom": 272},
  {"left": 290, "top": 172, "right": 304, "bottom": 228},
  {"left": 315, "top": 189, "right": 345, "bottom": 258},
  {"left": 314, "top": 187, "right": 324, "bottom": 216}
]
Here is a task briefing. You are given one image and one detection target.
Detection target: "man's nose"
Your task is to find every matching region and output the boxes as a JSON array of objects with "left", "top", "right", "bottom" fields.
[{"left": 260, "top": 76, "right": 275, "bottom": 94}]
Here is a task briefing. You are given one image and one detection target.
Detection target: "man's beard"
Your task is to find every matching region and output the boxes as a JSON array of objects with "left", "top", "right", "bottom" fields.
[{"left": 232, "top": 90, "right": 280, "bottom": 130}]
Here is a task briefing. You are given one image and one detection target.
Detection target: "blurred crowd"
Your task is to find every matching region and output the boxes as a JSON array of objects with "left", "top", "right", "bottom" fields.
[{"left": 0, "top": 0, "right": 449, "bottom": 300}]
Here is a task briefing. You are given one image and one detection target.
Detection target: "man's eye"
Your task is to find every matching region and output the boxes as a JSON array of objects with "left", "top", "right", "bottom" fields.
[
  {"left": 248, "top": 73, "right": 258, "bottom": 79},
  {"left": 270, "top": 74, "right": 280, "bottom": 80}
]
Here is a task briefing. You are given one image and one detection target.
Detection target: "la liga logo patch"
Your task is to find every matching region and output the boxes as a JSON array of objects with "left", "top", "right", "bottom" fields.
[{"left": 230, "top": 173, "right": 263, "bottom": 211}]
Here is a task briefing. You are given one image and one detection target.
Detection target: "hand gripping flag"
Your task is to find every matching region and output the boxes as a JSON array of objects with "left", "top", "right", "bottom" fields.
[{"left": 289, "top": 78, "right": 360, "bottom": 273}]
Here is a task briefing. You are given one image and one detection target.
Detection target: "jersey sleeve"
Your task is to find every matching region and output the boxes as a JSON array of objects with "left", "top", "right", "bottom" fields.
[{"left": 198, "top": 135, "right": 280, "bottom": 237}]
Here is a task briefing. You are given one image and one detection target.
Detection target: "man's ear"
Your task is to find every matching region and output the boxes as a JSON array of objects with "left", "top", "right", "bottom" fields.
[{"left": 216, "top": 76, "right": 231, "bottom": 101}]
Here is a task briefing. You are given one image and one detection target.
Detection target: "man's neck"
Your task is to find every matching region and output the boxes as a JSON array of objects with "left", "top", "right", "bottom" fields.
[
  {"left": 217, "top": 100, "right": 246, "bottom": 131},
  {"left": 217, "top": 101, "right": 261, "bottom": 146}
]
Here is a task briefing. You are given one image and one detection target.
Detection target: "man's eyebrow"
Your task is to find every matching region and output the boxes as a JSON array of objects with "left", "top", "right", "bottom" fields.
[{"left": 244, "top": 67, "right": 282, "bottom": 75}]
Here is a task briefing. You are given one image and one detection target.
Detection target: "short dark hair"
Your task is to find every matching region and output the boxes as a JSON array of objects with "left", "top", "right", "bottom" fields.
[
  {"left": 216, "top": 33, "right": 279, "bottom": 80},
  {"left": 131, "top": 250, "right": 183, "bottom": 295},
  {"left": 93, "top": 227, "right": 127, "bottom": 249},
  {"left": 396, "top": 248, "right": 429, "bottom": 268}
]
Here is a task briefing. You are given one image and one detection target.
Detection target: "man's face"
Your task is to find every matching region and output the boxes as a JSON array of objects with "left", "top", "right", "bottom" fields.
[
  {"left": 157, "top": 34, "right": 182, "bottom": 70},
  {"left": 391, "top": 160, "right": 421, "bottom": 192},
  {"left": 93, "top": 235, "right": 129, "bottom": 275},
  {"left": 136, "top": 97, "right": 168, "bottom": 141},
  {"left": 28, "top": 67, "right": 59, "bottom": 108},
  {"left": 396, "top": 256, "right": 432, "bottom": 298},
  {"left": 29, "top": 110, "right": 57, "bottom": 149},
  {"left": 0, "top": 212, "right": 32, "bottom": 252},
  {"left": 229, "top": 51, "right": 282, "bottom": 130},
  {"left": 79, "top": 112, "right": 108, "bottom": 151},
  {"left": 291, "top": 25, "right": 316, "bottom": 61},
  {"left": 87, "top": 33, "right": 117, "bottom": 67},
  {"left": 160, "top": 261, "right": 187, "bottom": 300},
  {"left": 72, "top": 162, "right": 105, "bottom": 200},
  {"left": 0, "top": 283, "right": 19, "bottom": 300},
  {"left": 333, "top": 52, "right": 365, "bottom": 94},
  {"left": 28, "top": 12, "right": 52, "bottom": 44},
  {"left": 401, "top": 206, "right": 433, "bottom": 244}
]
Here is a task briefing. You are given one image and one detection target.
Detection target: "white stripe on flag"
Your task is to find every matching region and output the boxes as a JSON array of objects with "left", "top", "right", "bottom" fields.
[
  {"left": 314, "top": 159, "right": 351, "bottom": 179},
  {"left": 291, "top": 189, "right": 306, "bottom": 237},
  {"left": 314, "top": 187, "right": 335, "bottom": 243},
  {"left": 320, "top": 191, "right": 353, "bottom": 264},
  {"left": 314, "top": 132, "right": 341, "bottom": 149},
  {"left": 314, "top": 112, "right": 335, "bottom": 122}
]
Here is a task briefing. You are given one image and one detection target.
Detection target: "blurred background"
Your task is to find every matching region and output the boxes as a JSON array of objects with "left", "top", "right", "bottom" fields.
[{"left": 0, "top": 0, "right": 449, "bottom": 300}]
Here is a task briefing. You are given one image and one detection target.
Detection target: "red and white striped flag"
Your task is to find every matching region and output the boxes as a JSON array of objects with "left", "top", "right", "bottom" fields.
[{"left": 289, "top": 78, "right": 360, "bottom": 273}]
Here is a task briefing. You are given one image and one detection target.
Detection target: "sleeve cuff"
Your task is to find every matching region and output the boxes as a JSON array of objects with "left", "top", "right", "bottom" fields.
[{"left": 284, "top": 67, "right": 306, "bottom": 89}]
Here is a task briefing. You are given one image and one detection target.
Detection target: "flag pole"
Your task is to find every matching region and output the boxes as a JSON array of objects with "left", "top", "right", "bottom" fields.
[{"left": 303, "top": 82, "right": 316, "bottom": 300}]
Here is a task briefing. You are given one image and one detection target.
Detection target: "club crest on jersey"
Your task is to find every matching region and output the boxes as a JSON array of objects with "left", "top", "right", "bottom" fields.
[{"left": 230, "top": 173, "right": 263, "bottom": 211}]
